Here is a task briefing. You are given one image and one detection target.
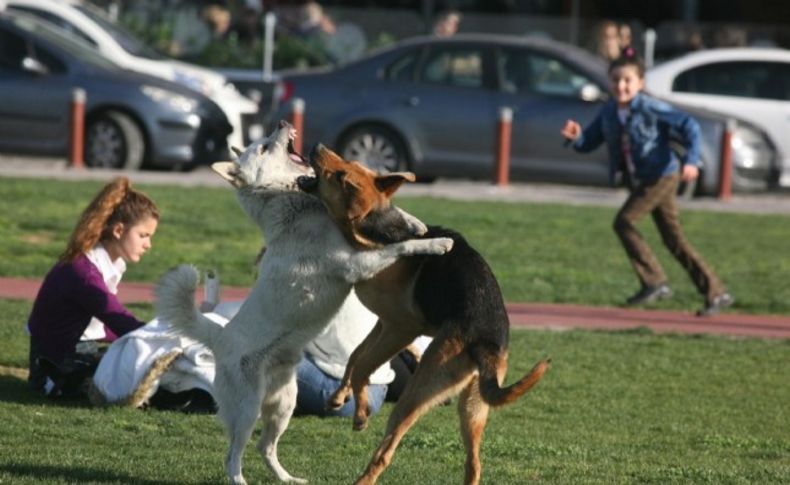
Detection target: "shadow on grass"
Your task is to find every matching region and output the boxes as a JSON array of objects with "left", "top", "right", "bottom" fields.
[
  {"left": 0, "top": 375, "right": 92, "bottom": 409},
  {"left": 0, "top": 463, "right": 212, "bottom": 485}
]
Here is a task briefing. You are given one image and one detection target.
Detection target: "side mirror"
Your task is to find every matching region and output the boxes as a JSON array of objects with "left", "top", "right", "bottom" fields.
[
  {"left": 22, "top": 56, "right": 49, "bottom": 76},
  {"left": 579, "top": 83, "right": 604, "bottom": 102}
]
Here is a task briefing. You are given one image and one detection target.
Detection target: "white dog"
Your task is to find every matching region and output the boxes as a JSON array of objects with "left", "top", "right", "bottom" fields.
[{"left": 155, "top": 121, "right": 453, "bottom": 485}]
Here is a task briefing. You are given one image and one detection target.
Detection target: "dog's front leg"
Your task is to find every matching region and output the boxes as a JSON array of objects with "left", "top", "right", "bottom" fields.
[
  {"left": 343, "top": 237, "right": 453, "bottom": 283},
  {"left": 395, "top": 207, "right": 428, "bottom": 236}
]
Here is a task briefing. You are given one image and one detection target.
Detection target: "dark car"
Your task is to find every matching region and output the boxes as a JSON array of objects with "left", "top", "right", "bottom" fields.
[
  {"left": 270, "top": 33, "right": 774, "bottom": 194},
  {"left": 0, "top": 11, "right": 231, "bottom": 170}
]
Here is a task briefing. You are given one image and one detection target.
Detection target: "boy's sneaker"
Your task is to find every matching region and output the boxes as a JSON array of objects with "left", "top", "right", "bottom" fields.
[
  {"left": 625, "top": 283, "right": 673, "bottom": 306},
  {"left": 697, "top": 292, "right": 734, "bottom": 317}
]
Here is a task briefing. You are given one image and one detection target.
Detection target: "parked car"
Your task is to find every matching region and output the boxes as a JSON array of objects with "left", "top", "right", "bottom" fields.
[
  {"left": 270, "top": 33, "right": 775, "bottom": 194},
  {"left": 0, "top": 11, "right": 231, "bottom": 169},
  {"left": 3, "top": 0, "right": 261, "bottom": 150},
  {"left": 646, "top": 47, "right": 789, "bottom": 190}
]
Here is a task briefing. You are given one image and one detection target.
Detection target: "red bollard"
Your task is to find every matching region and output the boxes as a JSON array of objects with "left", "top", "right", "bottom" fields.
[
  {"left": 493, "top": 106, "right": 513, "bottom": 186},
  {"left": 70, "top": 88, "right": 86, "bottom": 169},
  {"left": 718, "top": 118, "right": 736, "bottom": 200},
  {"left": 291, "top": 97, "right": 305, "bottom": 155}
]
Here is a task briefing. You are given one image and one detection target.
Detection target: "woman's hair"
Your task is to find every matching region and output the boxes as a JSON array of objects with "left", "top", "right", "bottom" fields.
[
  {"left": 608, "top": 45, "right": 645, "bottom": 78},
  {"left": 59, "top": 177, "right": 159, "bottom": 263}
]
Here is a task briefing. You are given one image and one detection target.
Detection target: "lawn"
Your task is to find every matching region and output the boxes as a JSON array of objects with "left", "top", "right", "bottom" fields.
[
  {"left": 1, "top": 177, "right": 789, "bottom": 314},
  {"left": 1, "top": 298, "right": 788, "bottom": 484},
  {"left": 1, "top": 176, "right": 788, "bottom": 483}
]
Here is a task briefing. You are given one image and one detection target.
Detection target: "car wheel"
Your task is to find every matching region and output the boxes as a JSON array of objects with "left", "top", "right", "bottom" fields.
[
  {"left": 339, "top": 125, "right": 409, "bottom": 173},
  {"left": 85, "top": 111, "right": 144, "bottom": 170}
]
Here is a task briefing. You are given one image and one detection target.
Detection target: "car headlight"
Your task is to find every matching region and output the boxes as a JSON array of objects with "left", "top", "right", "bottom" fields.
[
  {"left": 141, "top": 85, "right": 199, "bottom": 113},
  {"left": 731, "top": 124, "right": 774, "bottom": 172}
]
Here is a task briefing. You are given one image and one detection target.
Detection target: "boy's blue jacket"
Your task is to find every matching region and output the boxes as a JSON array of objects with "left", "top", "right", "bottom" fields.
[{"left": 573, "top": 93, "right": 701, "bottom": 186}]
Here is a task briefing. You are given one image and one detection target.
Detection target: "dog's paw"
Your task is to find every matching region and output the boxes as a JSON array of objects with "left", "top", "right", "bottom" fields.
[
  {"left": 396, "top": 207, "right": 428, "bottom": 236},
  {"left": 429, "top": 237, "right": 454, "bottom": 254}
]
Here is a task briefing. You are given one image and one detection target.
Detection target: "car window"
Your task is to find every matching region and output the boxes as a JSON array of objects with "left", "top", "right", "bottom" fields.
[
  {"left": 673, "top": 61, "right": 790, "bottom": 101},
  {"left": 0, "top": 26, "right": 66, "bottom": 74},
  {"left": 7, "top": 6, "right": 97, "bottom": 46},
  {"left": 526, "top": 52, "right": 594, "bottom": 97},
  {"left": 75, "top": 5, "right": 164, "bottom": 60},
  {"left": 418, "top": 47, "right": 484, "bottom": 89},
  {"left": 384, "top": 51, "right": 418, "bottom": 82}
]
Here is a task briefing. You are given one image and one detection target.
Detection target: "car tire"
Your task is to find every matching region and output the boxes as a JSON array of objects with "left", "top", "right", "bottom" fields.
[
  {"left": 338, "top": 125, "right": 409, "bottom": 173},
  {"left": 85, "top": 111, "right": 145, "bottom": 170}
]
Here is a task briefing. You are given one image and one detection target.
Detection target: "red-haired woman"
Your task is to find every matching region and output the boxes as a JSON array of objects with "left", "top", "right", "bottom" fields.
[{"left": 27, "top": 177, "right": 159, "bottom": 398}]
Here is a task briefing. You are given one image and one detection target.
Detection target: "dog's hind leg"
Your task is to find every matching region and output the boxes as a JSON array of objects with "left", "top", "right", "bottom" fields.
[
  {"left": 220, "top": 387, "right": 264, "bottom": 485},
  {"left": 355, "top": 339, "right": 475, "bottom": 485},
  {"left": 328, "top": 319, "right": 384, "bottom": 412},
  {"left": 348, "top": 324, "right": 418, "bottom": 431},
  {"left": 257, "top": 370, "right": 305, "bottom": 483},
  {"left": 458, "top": 376, "right": 490, "bottom": 485}
]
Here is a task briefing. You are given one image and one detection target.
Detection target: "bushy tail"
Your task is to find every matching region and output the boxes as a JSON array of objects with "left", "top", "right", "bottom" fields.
[
  {"left": 155, "top": 265, "right": 223, "bottom": 349},
  {"left": 473, "top": 343, "right": 550, "bottom": 407}
]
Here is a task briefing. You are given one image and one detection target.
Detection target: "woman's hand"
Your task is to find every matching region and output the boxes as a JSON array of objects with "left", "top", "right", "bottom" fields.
[
  {"left": 681, "top": 164, "right": 699, "bottom": 182},
  {"left": 561, "top": 119, "right": 582, "bottom": 142}
]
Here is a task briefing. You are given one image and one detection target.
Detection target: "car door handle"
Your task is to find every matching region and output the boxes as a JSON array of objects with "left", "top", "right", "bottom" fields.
[{"left": 402, "top": 96, "right": 420, "bottom": 107}]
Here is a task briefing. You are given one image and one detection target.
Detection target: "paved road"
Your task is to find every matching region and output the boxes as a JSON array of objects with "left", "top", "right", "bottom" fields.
[{"left": 3, "top": 154, "right": 789, "bottom": 339}]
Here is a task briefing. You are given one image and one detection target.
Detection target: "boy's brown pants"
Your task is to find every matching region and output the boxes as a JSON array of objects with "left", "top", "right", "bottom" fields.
[{"left": 613, "top": 173, "right": 724, "bottom": 302}]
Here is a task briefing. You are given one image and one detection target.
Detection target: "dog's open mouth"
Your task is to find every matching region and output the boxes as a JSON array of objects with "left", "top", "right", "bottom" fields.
[{"left": 287, "top": 129, "right": 308, "bottom": 167}]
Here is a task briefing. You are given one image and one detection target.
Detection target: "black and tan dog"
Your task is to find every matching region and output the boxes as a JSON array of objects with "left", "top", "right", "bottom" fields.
[{"left": 298, "top": 144, "right": 549, "bottom": 485}]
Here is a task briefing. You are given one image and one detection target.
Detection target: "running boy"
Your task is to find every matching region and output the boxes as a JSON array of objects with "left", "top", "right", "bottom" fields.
[{"left": 560, "top": 47, "right": 733, "bottom": 316}]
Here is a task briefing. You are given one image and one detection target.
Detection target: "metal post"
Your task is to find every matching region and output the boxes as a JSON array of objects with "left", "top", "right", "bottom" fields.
[
  {"left": 718, "top": 119, "right": 736, "bottom": 200},
  {"left": 643, "top": 28, "right": 656, "bottom": 68},
  {"left": 70, "top": 88, "right": 86, "bottom": 169},
  {"left": 494, "top": 106, "right": 512, "bottom": 186},
  {"left": 263, "top": 12, "right": 276, "bottom": 83},
  {"left": 291, "top": 98, "right": 305, "bottom": 154}
]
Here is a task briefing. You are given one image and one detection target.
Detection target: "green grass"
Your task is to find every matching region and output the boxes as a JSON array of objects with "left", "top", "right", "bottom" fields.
[
  {"left": 1, "top": 299, "right": 788, "bottom": 484},
  {"left": 1, "top": 177, "right": 789, "bottom": 314},
  {"left": 1, "top": 176, "right": 789, "bottom": 483}
]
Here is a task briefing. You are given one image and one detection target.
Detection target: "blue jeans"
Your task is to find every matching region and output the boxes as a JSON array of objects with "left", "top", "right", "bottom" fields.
[{"left": 295, "top": 355, "right": 387, "bottom": 417}]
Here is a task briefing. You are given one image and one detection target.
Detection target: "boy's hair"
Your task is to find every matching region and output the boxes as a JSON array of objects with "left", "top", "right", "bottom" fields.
[
  {"left": 59, "top": 177, "right": 160, "bottom": 263},
  {"left": 608, "top": 46, "right": 645, "bottom": 78}
]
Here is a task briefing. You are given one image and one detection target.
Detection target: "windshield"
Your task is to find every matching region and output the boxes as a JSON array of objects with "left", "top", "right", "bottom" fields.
[
  {"left": 76, "top": 5, "right": 164, "bottom": 60},
  {"left": 11, "top": 14, "right": 121, "bottom": 71}
]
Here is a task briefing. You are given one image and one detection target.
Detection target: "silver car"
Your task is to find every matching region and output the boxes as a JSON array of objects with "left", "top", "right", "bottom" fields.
[
  {"left": 0, "top": 11, "right": 231, "bottom": 170},
  {"left": 270, "top": 33, "right": 774, "bottom": 194}
]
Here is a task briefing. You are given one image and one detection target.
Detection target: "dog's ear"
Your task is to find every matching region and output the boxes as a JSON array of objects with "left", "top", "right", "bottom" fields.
[
  {"left": 231, "top": 146, "right": 244, "bottom": 158},
  {"left": 211, "top": 161, "right": 244, "bottom": 188},
  {"left": 374, "top": 172, "right": 416, "bottom": 198}
]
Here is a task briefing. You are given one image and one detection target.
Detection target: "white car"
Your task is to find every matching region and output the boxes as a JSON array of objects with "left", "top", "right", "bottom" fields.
[
  {"left": 646, "top": 48, "right": 790, "bottom": 190},
  {"left": 4, "top": 0, "right": 260, "bottom": 152}
]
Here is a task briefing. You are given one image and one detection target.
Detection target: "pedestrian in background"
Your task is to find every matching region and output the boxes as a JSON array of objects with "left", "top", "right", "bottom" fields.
[
  {"left": 560, "top": 47, "right": 733, "bottom": 316},
  {"left": 433, "top": 9, "right": 461, "bottom": 38}
]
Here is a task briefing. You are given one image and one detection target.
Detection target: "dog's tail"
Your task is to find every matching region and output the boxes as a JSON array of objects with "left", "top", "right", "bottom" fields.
[
  {"left": 155, "top": 265, "right": 223, "bottom": 348},
  {"left": 472, "top": 343, "right": 550, "bottom": 407}
]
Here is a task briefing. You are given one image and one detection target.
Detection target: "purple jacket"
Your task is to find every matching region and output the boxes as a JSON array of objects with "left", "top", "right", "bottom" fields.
[{"left": 27, "top": 254, "right": 145, "bottom": 365}]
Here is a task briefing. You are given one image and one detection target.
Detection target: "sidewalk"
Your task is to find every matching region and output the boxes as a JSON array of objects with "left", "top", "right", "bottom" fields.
[
  {"left": 3, "top": 156, "right": 790, "bottom": 214},
  {"left": 3, "top": 277, "right": 788, "bottom": 339}
]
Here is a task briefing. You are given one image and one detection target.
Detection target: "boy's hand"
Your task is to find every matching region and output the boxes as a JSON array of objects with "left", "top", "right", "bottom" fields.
[
  {"left": 681, "top": 164, "right": 699, "bottom": 182},
  {"left": 561, "top": 119, "right": 581, "bottom": 141}
]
